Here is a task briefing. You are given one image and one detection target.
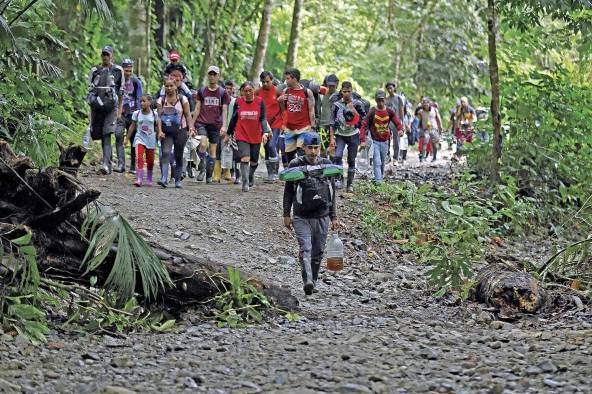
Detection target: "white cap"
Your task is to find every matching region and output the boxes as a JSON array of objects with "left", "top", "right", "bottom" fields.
[{"left": 207, "top": 65, "right": 220, "bottom": 74}]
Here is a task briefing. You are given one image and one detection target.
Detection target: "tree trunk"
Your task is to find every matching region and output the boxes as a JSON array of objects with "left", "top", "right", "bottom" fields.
[
  {"left": 285, "top": 0, "right": 303, "bottom": 70},
  {"left": 487, "top": 0, "right": 502, "bottom": 184},
  {"left": 249, "top": 0, "right": 274, "bottom": 85},
  {"left": 154, "top": 0, "right": 166, "bottom": 49},
  {"left": 128, "top": 0, "right": 150, "bottom": 78},
  {"left": 199, "top": 0, "right": 227, "bottom": 86}
]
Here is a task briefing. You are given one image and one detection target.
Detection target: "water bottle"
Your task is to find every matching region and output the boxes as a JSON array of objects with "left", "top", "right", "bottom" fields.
[{"left": 326, "top": 233, "right": 344, "bottom": 272}]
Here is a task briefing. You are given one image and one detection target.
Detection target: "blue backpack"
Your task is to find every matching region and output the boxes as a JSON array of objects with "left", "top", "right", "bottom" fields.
[{"left": 160, "top": 98, "right": 181, "bottom": 134}]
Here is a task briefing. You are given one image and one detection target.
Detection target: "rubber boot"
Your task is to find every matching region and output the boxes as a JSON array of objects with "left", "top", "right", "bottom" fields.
[
  {"left": 146, "top": 170, "right": 153, "bottom": 186},
  {"left": 301, "top": 259, "right": 314, "bottom": 296},
  {"left": 265, "top": 160, "right": 273, "bottom": 183},
  {"left": 346, "top": 171, "right": 355, "bottom": 193},
  {"left": 240, "top": 162, "right": 249, "bottom": 192},
  {"left": 186, "top": 161, "right": 194, "bottom": 178},
  {"left": 234, "top": 162, "right": 241, "bottom": 185},
  {"left": 158, "top": 162, "right": 169, "bottom": 188},
  {"left": 205, "top": 157, "right": 215, "bottom": 184},
  {"left": 212, "top": 160, "right": 222, "bottom": 183},
  {"left": 133, "top": 168, "right": 144, "bottom": 187},
  {"left": 196, "top": 154, "right": 206, "bottom": 181},
  {"left": 249, "top": 163, "right": 258, "bottom": 188},
  {"left": 272, "top": 161, "right": 280, "bottom": 181},
  {"left": 431, "top": 141, "right": 438, "bottom": 162},
  {"left": 174, "top": 161, "right": 183, "bottom": 188},
  {"left": 223, "top": 168, "right": 232, "bottom": 182}
]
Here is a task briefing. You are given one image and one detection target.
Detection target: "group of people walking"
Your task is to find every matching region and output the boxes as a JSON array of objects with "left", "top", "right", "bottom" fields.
[{"left": 85, "top": 46, "right": 484, "bottom": 294}]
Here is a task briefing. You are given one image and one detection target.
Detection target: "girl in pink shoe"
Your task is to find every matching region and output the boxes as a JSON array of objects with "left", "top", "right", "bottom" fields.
[{"left": 129, "top": 95, "right": 161, "bottom": 186}]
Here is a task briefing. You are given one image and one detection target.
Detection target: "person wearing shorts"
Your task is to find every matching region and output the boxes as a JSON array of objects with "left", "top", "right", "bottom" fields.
[
  {"left": 193, "top": 65, "right": 230, "bottom": 183},
  {"left": 278, "top": 68, "right": 315, "bottom": 163}
]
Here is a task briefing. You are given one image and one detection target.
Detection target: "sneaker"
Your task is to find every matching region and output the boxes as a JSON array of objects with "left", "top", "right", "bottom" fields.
[
  {"left": 175, "top": 181, "right": 183, "bottom": 189},
  {"left": 187, "top": 165, "right": 194, "bottom": 178},
  {"left": 346, "top": 184, "right": 354, "bottom": 193},
  {"left": 157, "top": 180, "right": 167, "bottom": 189},
  {"left": 113, "top": 166, "right": 125, "bottom": 173},
  {"left": 335, "top": 180, "right": 342, "bottom": 189},
  {"left": 128, "top": 168, "right": 136, "bottom": 175}
]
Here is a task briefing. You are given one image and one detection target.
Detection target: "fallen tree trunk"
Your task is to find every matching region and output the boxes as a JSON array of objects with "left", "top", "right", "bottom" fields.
[
  {"left": 0, "top": 139, "right": 298, "bottom": 314},
  {"left": 473, "top": 263, "right": 546, "bottom": 318}
]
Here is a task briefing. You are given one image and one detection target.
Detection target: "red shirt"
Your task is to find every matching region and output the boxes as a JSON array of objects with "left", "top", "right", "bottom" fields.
[
  {"left": 283, "top": 87, "right": 311, "bottom": 130},
  {"left": 360, "top": 107, "right": 402, "bottom": 143},
  {"left": 234, "top": 96, "right": 266, "bottom": 144},
  {"left": 196, "top": 86, "right": 230, "bottom": 127},
  {"left": 257, "top": 87, "right": 282, "bottom": 129}
]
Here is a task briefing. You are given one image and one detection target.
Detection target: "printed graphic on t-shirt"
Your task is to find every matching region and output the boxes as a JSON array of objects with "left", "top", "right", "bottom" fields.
[
  {"left": 374, "top": 114, "right": 390, "bottom": 136},
  {"left": 240, "top": 111, "right": 259, "bottom": 120},
  {"left": 204, "top": 96, "right": 220, "bottom": 106},
  {"left": 287, "top": 94, "right": 304, "bottom": 113},
  {"left": 140, "top": 122, "right": 151, "bottom": 135}
]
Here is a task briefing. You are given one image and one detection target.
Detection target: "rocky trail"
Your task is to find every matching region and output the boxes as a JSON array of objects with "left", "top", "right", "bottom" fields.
[{"left": 1, "top": 148, "right": 591, "bottom": 394}]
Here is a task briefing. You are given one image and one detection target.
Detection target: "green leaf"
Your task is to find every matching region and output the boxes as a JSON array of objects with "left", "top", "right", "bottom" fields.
[
  {"left": 442, "top": 201, "right": 464, "bottom": 216},
  {"left": 11, "top": 232, "right": 32, "bottom": 246}
]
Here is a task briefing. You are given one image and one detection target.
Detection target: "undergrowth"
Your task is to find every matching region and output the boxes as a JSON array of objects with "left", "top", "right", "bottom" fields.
[{"left": 356, "top": 172, "right": 539, "bottom": 296}]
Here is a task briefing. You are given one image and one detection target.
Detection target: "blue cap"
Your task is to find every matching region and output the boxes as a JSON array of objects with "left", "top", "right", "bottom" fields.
[
  {"left": 101, "top": 46, "right": 113, "bottom": 55},
  {"left": 303, "top": 132, "right": 321, "bottom": 146}
]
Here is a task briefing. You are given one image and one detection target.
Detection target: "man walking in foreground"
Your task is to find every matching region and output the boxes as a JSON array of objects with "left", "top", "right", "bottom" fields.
[{"left": 283, "top": 132, "right": 338, "bottom": 295}]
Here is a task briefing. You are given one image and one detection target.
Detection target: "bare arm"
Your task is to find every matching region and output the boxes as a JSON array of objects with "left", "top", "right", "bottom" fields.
[
  {"left": 182, "top": 98, "right": 194, "bottom": 133},
  {"left": 192, "top": 100, "right": 201, "bottom": 123},
  {"left": 220, "top": 104, "right": 228, "bottom": 134}
]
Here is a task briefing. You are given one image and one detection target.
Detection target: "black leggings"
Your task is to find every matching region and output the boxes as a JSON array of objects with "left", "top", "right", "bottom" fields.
[{"left": 161, "top": 128, "right": 188, "bottom": 181}]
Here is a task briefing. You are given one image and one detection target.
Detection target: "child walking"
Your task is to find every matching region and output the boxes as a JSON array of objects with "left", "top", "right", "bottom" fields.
[{"left": 128, "top": 95, "right": 161, "bottom": 187}]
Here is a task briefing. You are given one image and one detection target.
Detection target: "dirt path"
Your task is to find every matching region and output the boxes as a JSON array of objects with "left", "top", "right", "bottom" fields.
[{"left": 1, "top": 150, "right": 591, "bottom": 394}]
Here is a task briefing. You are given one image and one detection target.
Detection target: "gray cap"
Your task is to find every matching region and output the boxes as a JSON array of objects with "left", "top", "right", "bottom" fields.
[
  {"left": 207, "top": 65, "right": 220, "bottom": 74},
  {"left": 375, "top": 90, "right": 386, "bottom": 99}
]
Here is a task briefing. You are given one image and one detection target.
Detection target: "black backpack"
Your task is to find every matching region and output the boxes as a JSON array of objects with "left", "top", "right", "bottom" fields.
[
  {"left": 88, "top": 67, "right": 116, "bottom": 113},
  {"left": 295, "top": 169, "right": 334, "bottom": 215}
]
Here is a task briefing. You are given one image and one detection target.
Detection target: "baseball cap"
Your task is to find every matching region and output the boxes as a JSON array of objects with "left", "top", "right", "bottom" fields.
[
  {"left": 375, "top": 90, "right": 386, "bottom": 99},
  {"left": 207, "top": 65, "right": 220, "bottom": 74},
  {"left": 169, "top": 50, "right": 180, "bottom": 61},
  {"left": 121, "top": 58, "right": 134, "bottom": 67},
  {"left": 303, "top": 132, "right": 321, "bottom": 146},
  {"left": 324, "top": 74, "right": 339, "bottom": 86},
  {"left": 101, "top": 46, "right": 113, "bottom": 55}
]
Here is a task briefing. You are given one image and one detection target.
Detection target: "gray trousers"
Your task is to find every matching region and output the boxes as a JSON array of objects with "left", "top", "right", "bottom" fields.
[
  {"left": 91, "top": 108, "right": 118, "bottom": 170},
  {"left": 293, "top": 216, "right": 330, "bottom": 284}
]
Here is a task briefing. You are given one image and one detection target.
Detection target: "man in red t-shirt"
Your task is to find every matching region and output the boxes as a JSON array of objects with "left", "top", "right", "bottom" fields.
[
  {"left": 278, "top": 68, "right": 316, "bottom": 164},
  {"left": 193, "top": 65, "right": 230, "bottom": 183},
  {"left": 361, "top": 90, "right": 403, "bottom": 183},
  {"left": 257, "top": 71, "right": 283, "bottom": 182}
]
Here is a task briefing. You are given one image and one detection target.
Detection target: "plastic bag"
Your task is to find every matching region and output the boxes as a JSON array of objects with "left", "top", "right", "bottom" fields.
[{"left": 221, "top": 143, "right": 233, "bottom": 169}]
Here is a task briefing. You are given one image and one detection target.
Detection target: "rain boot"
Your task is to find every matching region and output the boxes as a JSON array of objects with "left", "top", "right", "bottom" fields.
[
  {"left": 240, "top": 162, "right": 249, "bottom": 192},
  {"left": 234, "top": 162, "right": 241, "bottom": 185},
  {"left": 206, "top": 157, "right": 214, "bottom": 184},
  {"left": 265, "top": 160, "right": 273, "bottom": 183},
  {"left": 273, "top": 160, "right": 280, "bottom": 181},
  {"left": 212, "top": 160, "right": 222, "bottom": 183},
  {"left": 146, "top": 170, "right": 153, "bottom": 186},
  {"left": 346, "top": 170, "right": 355, "bottom": 193},
  {"left": 196, "top": 154, "right": 206, "bottom": 181},
  {"left": 133, "top": 168, "right": 144, "bottom": 187},
  {"left": 249, "top": 163, "right": 258, "bottom": 188},
  {"left": 431, "top": 140, "right": 438, "bottom": 162},
  {"left": 223, "top": 167, "right": 232, "bottom": 182}
]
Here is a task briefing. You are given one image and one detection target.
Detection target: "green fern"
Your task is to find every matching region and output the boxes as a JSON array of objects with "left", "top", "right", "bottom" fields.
[{"left": 81, "top": 205, "right": 173, "bottom": 303}]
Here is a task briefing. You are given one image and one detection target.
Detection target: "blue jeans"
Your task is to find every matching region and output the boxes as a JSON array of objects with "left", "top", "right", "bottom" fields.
[
  {"left": 266, "top": 128, "right": 281, "bottom": 160},
  {"left": 372, "top": 140, "right": 389, "bottom": 182},
  {"left": 334, "top": 134, "right": 359, "bottom": 174}
]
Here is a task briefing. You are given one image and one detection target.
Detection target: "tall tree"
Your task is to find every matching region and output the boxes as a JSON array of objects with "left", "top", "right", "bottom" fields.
[
  {"left": 285, "top": 0, "right": 303, "bottom": 69},
  {"left": 487, "top": 0, "right": 502, "bottom": 183},
  {"left": 199, "top": 0, "right": 227, "bottom": 85},
  {"left": 249, "top": 0, "right": 274, "bottom": 84},
  {"left": 128, "top": 0, "right": 150, "bottom": 78}
]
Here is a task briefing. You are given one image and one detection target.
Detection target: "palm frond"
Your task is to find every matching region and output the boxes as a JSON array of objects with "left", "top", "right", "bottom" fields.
[
  {"left": 539, "top": 236, "right": 592, "bottom": 288},
  {"left": 76, "top": 0, "right": 112, "bottom": 20},
  {"left": 81, "top": 205, "right": 173, "bottom": 303},
  {"left": 0, "top": 14, "right": 16, "bottom": 48}
]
